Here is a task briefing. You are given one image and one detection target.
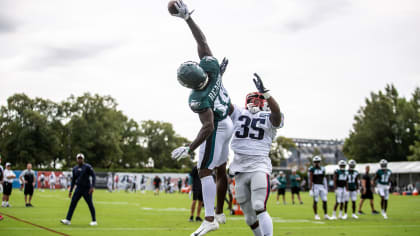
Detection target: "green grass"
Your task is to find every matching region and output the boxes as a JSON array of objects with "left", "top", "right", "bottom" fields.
[{"left": 1, "top": 189, "right": 420, "bottom": 236}]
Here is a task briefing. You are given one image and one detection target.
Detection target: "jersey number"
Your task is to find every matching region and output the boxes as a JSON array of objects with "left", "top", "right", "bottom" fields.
[
  {"left": 235, "top": 116, "right": 265, "bottom": 140},
  {"left": 381, "top": 173, "right": 390, "bottom": 183}
]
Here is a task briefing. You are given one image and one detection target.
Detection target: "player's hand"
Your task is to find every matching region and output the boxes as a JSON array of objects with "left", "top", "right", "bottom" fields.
[
  {"left": 89, "top": 187, "right": 94, "bottom": 195},
  {"left": 25, "top": 180, "right": 28, "bottom": 184},
  {"left": 253, "top": 73, "right": 269, "bottom": 94},
  {"left": 68, "top": 192, "right": 72, "bottom": 198},
  {"left": 171, "top": 146, "right": 191, "bottom": 160},
  {"left": 309, "top": 189, "right": 313, "bottom": 197},
  {"left": 220, "top": 57, "right": 229, "bottom": 76},
  {"left": 172, "top": 0, "right": 193, "bottom": 20}
]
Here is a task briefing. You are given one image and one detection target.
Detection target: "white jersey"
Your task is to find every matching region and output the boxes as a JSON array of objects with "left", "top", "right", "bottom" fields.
[
  {"left": 49, "top": 173, "right": 56, "bottom": 182},
  {"left": 229, "top": 105, "right": 283, "bottom": 174}
]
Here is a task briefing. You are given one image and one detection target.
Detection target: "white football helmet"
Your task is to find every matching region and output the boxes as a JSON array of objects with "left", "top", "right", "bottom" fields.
[
  {"left": 348, "top": 160, "right": 356, "bottom": 169},
  {"left": 338, "top": 160, "right": 347, "bottom": 169},
  {"left": 379, "top": 159, "right": 388, "bottom": 169},
  {"left": 313, "top": 155, "right": 322, "bottom": 163}
]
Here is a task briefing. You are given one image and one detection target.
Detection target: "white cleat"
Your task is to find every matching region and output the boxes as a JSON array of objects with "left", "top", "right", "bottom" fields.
[
  {"left": 90, "top": 221, "right": 98, "bottom": 226},
  {"left": 352, "top": 214, "right": 358, "bottom": 219},
  {"left": 330, "top": 215, "right": 337, "bottom": 220},
  {"left": 60, "top": 219, "right": 71, "bottom": 225},
  {"left": 341, "top": 214, "right": 348, "bottom": 220},
  {"left": 314, "top": 215, "right": 321, "bottom": 220},
  {"left": 191, "top": 220, "right": 219, "bottom": 236},
  {"left": 383, "top": 213, "right": 388, "bottom": 219},
  {"left": 215, "top": 213, "right": 226, "bottom": 224},
  {"left": 324, "top": 214, "right": 331, "bottom": 220},
  {"left": 6, "top": 203, "right": 11, "bottom": 207}
]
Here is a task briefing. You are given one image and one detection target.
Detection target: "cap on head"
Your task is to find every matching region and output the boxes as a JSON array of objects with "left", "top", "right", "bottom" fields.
[
  {"left": 76, "top": 153, "right": 85, "bottom": 160},
  {"left": 5, "top": 162, "right": 11, "bottom": 167},
  {"left": 177, "top": 61, "right": 208, "bottom": 90}
]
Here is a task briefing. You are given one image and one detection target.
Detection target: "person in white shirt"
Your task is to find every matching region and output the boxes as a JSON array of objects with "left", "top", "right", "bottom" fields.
[
  {"left": 49, "top": 171, "right": 56, "bottom": 191},
  {"left": 2, "top": 163, "right": 16, "bottom": 207},
  {"left": 229, "top": 74, "right": 283, "bottom": 236},
  {"left": 59, "top": 174, "right": 67, "bottom": 191},
  {"left": 38, "top": 173, "right": 46, "bottom": 192}
]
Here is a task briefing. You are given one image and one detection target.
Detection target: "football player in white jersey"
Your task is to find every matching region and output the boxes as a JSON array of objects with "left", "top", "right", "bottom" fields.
[
  {"left": 49, "top": 172, "right": 56, "bottom": 191},
  {"left": 229, "top": 73, "right": 283, "bottom": 236}
]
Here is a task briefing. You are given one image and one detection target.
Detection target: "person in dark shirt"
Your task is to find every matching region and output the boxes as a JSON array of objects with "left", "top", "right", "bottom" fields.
[
  {"left": 189, "top": 166, "right": 203, "bottom": 222},
  {"left": 358, "top": 165, "right": 379, "bottom": 215},
  {"left": 61, "top": 153, "right": 97, "bottom": 226},
  {"left": 19, "top": 163, "right": 36, "bottom": 207},
  {"left": 153, "top": 175, "right": 161, "bottom": 195}
]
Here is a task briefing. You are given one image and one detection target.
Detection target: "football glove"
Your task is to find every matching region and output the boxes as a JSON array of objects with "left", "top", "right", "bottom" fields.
[
  {"left": 309, "top": 189, "right": 314, "bottom": 197},
  {"left": 172, "top": 0, "right": 194, "bottom": 20},
  {"left": 253, "top": 73, "right": 271, "bottom": 99},
  {"left": 220, "top": 57, "right": 229, "bottom": 76},
  {"left": 171, "top": 146, "right": 192, "bottom": 160}
]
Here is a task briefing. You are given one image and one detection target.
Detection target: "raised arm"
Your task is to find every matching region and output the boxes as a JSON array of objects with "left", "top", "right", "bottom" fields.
[
  {"left": 252, "top": 73, "right": 282, "bottom": 127},
  {"left": 171, "top": 0, "right": 212, "bottom": 59}
]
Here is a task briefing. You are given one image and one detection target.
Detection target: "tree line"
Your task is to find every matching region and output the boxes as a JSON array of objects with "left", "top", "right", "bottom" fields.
[{"left": 0, "top": 93, "right": 193, "bottom": 170}]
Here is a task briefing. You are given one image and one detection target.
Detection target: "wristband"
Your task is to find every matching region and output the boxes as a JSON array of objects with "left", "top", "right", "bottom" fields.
[{"left": 263, "top": 92, "right": 271, "bottom": 99}]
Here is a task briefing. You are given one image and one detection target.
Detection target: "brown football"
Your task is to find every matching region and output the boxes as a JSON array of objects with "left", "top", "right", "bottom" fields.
[{"left": 168, "top": 1, "right": 178, "bottom": 15}]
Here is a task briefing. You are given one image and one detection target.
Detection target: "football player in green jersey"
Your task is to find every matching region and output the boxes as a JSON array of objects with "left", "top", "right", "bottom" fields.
[
  {"left": 276, "top": 172, "right": 287, "bottom": 205},
  {"left": 169, "top": 1, "right": 233, "bottom": 235},
  {"left": 308, "top": 156, "right": 330, "bottom": 220},
  {"left": 290, "top": 169, "right": 303, "bottom": 205},
  {"left": 345, "top": 160, "right": 359, "bottom": 219},
  {"left": 373, "top": 159, "right": 392, "bottom": 219},
  {"left": 331, "top": 160, "right": 348, "bottom": 220}
]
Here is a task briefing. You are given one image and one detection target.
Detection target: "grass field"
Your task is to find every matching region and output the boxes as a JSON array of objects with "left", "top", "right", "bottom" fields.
[{"left": 1, "top": 189, "right": 420, "bottom": 236}]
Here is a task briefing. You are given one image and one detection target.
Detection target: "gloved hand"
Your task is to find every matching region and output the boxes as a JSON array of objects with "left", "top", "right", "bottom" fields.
[
  {"left": 171, "top": 0, "right": 194, "bottom": 20},
  {"left": 171, "top": 146, "right": 192, "bottom": 160},
  {"left": 220, "top": 57, "right": 229, "bottom": 76},
  {"left": 253, "top": 73, "right": 271, "bottom": 99}
]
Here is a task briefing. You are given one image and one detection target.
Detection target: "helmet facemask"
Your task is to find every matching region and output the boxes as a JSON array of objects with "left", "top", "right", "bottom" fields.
[{"left": 246, "top": 92, "right": 267, "bottom": 114}]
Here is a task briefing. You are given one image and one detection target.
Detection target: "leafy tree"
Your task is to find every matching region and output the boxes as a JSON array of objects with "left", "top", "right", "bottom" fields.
[{"left": 270, "top": 136, "right": 296, "bottom": 166}]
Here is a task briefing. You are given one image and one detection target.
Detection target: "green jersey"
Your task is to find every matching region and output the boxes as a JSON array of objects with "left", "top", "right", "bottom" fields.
[
  {"left": 277, "top": 176, "right": 287, "bottom": 189},
  {"left": 334, "top": 169, "right": 348, "bottom": 188},
  {"left": 290, "top": 174, "right": 301, "bottom": 188},
  {"left": 309, "top": 166, "right": 325, "bottom": 185},
  {"left": 189, "top": 56, "right": 231, "bottom": 122},
  {"left": 347, "top": 169, "right": 359, "bottom": 191},
  {"left": 376, "top": 169, "right": 392, "bottom": 185}
]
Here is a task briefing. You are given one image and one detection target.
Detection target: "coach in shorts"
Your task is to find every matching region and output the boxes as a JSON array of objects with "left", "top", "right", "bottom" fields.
[
  {"left": 20, "top": 163, "right": 36, "bottom": 207},
  {"left": 2, "top": 163, "right": 16, "bottom": 207},
  {"left": 358, "top": 165, "right": 379, "bottom": 214}
]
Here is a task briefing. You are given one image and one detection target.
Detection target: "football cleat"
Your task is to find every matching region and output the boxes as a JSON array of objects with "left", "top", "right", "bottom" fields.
[
  {"left": 383, "top": 213, "right": 388, "bottom": 219},
  {"left": 352, "top": 214, "right": 358, "bottom": 219},
  {"left": 314, "top": 214, "right": 321, "bottom": 220},
  {"left": 89, "top": 221, "right": 98, "bottom": 226},
  {"left": 341, "top": 214, "right": 348, "bottom": 220},
  {"left": 215, "top": 213, "right": 226, "bottom": 224},
  {"left": 191, "top": 220, "right": 219, "bottom": 236},
  {"left": 330, "top": 215, "right": 337, "bottom": 220},
  {"left": 324, "top": 215, "right": 331, "bottom": 220},
  {"left": 60, "top": 219, "right": 71, "bottom": 225}
]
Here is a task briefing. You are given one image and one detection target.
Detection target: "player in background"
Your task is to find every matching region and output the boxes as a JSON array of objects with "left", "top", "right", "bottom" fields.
[
  {"left": 190, "top": 166, "right": 204, "bottom": 222},
  {"left": 170, "top": 1, "right": 233, "bottom": 235},
  {"left": 178, "top": 177, "right": 183, "bottom": 193},
  {"left": 345, "top": 160, "right": 359, "bottom": 219},
  {"left": 49, "top": 171, "right": 56, "bottom": 191},
  {"left": 374, "top": 159, "right": 392, "bottom": 219},
  {"left": 290, "top": 169, "right": 303, "bottom": 205},
  {"left": 153, "top": 175, "right": 161, "bottom": 195},
  {"left": 132, "top": 176, "right": 137, "bottom": 192},
  {"left": 276, "top": 171, "right": 287, "bottom": 205},
  {"left": 0, "top": 156, "right": 3, "bottom": 220},
  {"left": 38, "top": 172, "right": 46, "bottom": 192},
  {"left": 2, "top": 163, "right": 16, "bottom": 207},
  {"left": 59, "top": 174, "right": 67, "bottom": 191},
  {"left": 114, "top": 174, "right": 119, "bottom": 192},
  {"left": 331, "top": 160, "right": 348, "bottom": 220},
  {"left": 61, "top": 153, "right": 97, "bottom": 226},
  {"left": 107, "top": 173, "right": 113, "bottom": 192},
  {"left": 309, "top": 156, "right": 331, "bottom": 220},
  {"left": 358, "top": 165, "right": 379, "bottom": 215},
  {"left": 140, "top": 175, "right": 147, "bottom": 193},
  {"left": 229, "top": 74, "right": 283, "bottom": 236},
  {"left": 20, "top": 163, "right": 36, "bottom": 207}
]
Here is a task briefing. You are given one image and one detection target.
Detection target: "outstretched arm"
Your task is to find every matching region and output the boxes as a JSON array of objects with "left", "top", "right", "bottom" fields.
[{"left": 253, "top": 73, "right": 282, "bottom": 127}]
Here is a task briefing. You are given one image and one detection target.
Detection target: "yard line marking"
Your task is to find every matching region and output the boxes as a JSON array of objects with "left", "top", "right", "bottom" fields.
[{"left": 0, "top": 212, "right": 70, "bottom": 236}]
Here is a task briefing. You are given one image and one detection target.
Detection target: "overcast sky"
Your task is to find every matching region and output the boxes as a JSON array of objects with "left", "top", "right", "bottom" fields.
[{"left": 1, "top": 0, "right": 419, "bottom": 142}]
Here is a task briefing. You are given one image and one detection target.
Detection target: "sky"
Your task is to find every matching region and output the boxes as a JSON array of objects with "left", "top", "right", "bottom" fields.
[{"left": 1, "top": 0, "right": 419, "bottom": 142}]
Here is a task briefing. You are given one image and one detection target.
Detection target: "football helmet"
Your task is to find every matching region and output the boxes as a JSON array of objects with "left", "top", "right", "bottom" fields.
[
  {"left": 348, "top": 160, "right": 356, "bottom": 169},
  {"left": 245, "top": 92, "right": 268, "bottom": 114},
  {"left": 313, "top": 155, "right": 322, "bottom": 163},
  {"left": 177, "top": 61, "right": 208, "bottom": 90},
  {"left": 379, "top": 159, "right": 388, "bottom": 169},
  {"left": 338, "top": 160, "right": 347, "bottom": 169}
]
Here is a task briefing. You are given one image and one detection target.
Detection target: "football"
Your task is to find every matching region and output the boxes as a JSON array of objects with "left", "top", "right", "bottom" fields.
[{"left": 168, "top": 1, "right": 178, "bottom": 15}]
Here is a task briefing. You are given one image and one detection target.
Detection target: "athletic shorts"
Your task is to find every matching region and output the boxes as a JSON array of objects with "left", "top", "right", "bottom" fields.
[
  {"left": 313, "top": 184, "right": 328, "bottom": 202},
  {"left": 24, "top": 185, "right": 34, "bottom": 196},
  {"left": 235, "top": 171, "right": 270, "bottom": 211},
  {"left": 277, "top": 188, "right": 285, "bottom": 195},
  {"left": 347, "top": 190, "right": 357, "bottom": 202},
  {"left": 377, "top": 184, "right": 390, "bottom": 200},
  {"left": 361, "top": 190, "right": 373, "bottom": 199},
  {"left": 198, "top": 117, "right": 233, "bottom": 170},
  {"left": 291, "top": 186, "right": 300, "bottom": 194},
  {"left": 335, "top": 187, "right": 347, "bottom": 203},
  {"left": 3, "top": 182, "right": 12, "bottom": 195},
  {"left": 192, "top": 190, "right": 203, "bottom": 201}
]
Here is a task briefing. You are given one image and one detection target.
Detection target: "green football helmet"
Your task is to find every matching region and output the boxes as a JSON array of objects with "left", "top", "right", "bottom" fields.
[{"left": 177, "top": 61, "right": 209, "bottom": 90}]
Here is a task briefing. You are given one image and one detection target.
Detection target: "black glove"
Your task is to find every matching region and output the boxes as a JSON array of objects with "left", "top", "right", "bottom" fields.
[
  {"left": 220, "top": 57, "right": 229, "bottom": 76},
  {"left": 253, "top": 73, "right": 269, "bottom": 93}
]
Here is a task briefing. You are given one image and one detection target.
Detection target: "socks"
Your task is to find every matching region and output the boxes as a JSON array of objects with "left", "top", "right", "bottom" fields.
[
  {"left": 201, "top": 176, "right": 216, "bottom": 218},
  {"left": 257, "top": 212, "right": 273, "bottom": 236},
  {"left": 252, "top": 226, "right": 263, "bottom": 236}
]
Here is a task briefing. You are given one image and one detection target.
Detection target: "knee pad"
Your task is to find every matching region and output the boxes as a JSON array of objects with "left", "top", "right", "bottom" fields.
[{"left": 252, "top": 200, "right": 265, "bottom": 212}]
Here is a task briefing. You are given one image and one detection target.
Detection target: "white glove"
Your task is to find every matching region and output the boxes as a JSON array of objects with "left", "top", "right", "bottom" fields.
[
  {"left": 172, "top": 0, "right": 193, "bottom": 20},
  {"left": 309, "top": 189, "right": 314, "bottom": 197},
  {"left": 171, "top": 146, "right": 191, "bottom": 160}
]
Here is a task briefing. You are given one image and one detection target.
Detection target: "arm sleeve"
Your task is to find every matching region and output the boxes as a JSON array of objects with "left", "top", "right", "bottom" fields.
[
  {"left": 199, "top": 56, "right": 220, "bottom": 76},
  {"left": 90, "top": 166, "right": 96, "bottom": 187},
  {"left": 70, "top": 169, "right": 76, "bottom": 192}
]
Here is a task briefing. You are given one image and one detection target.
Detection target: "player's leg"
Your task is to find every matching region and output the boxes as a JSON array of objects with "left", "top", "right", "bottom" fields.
[
  {"left": 215, "top": 162, "right": 227, "bottom": 216},
  {"left": 358, "top": 198, "right": 365, "bottom": 213},
  {"left": 251, "top": 172, "right": 272, "bottom": 236},
  {"left": 297, "top": 191, "right": 303, "bottom": 204},
  {"left": 291, "top": 191, "right": 295, "bottom": 204},
  {"left": 320, "top": 187, "right": 329, "bottom": 219},
  {"left": 82, "top": 190, "right": 96, "bottom": 223},
  {"left": 64, "top": 189, "right": 83, "bottom": 222},
  {"left": 190, "top": 199, "right": 197, "bottom": 221}
]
